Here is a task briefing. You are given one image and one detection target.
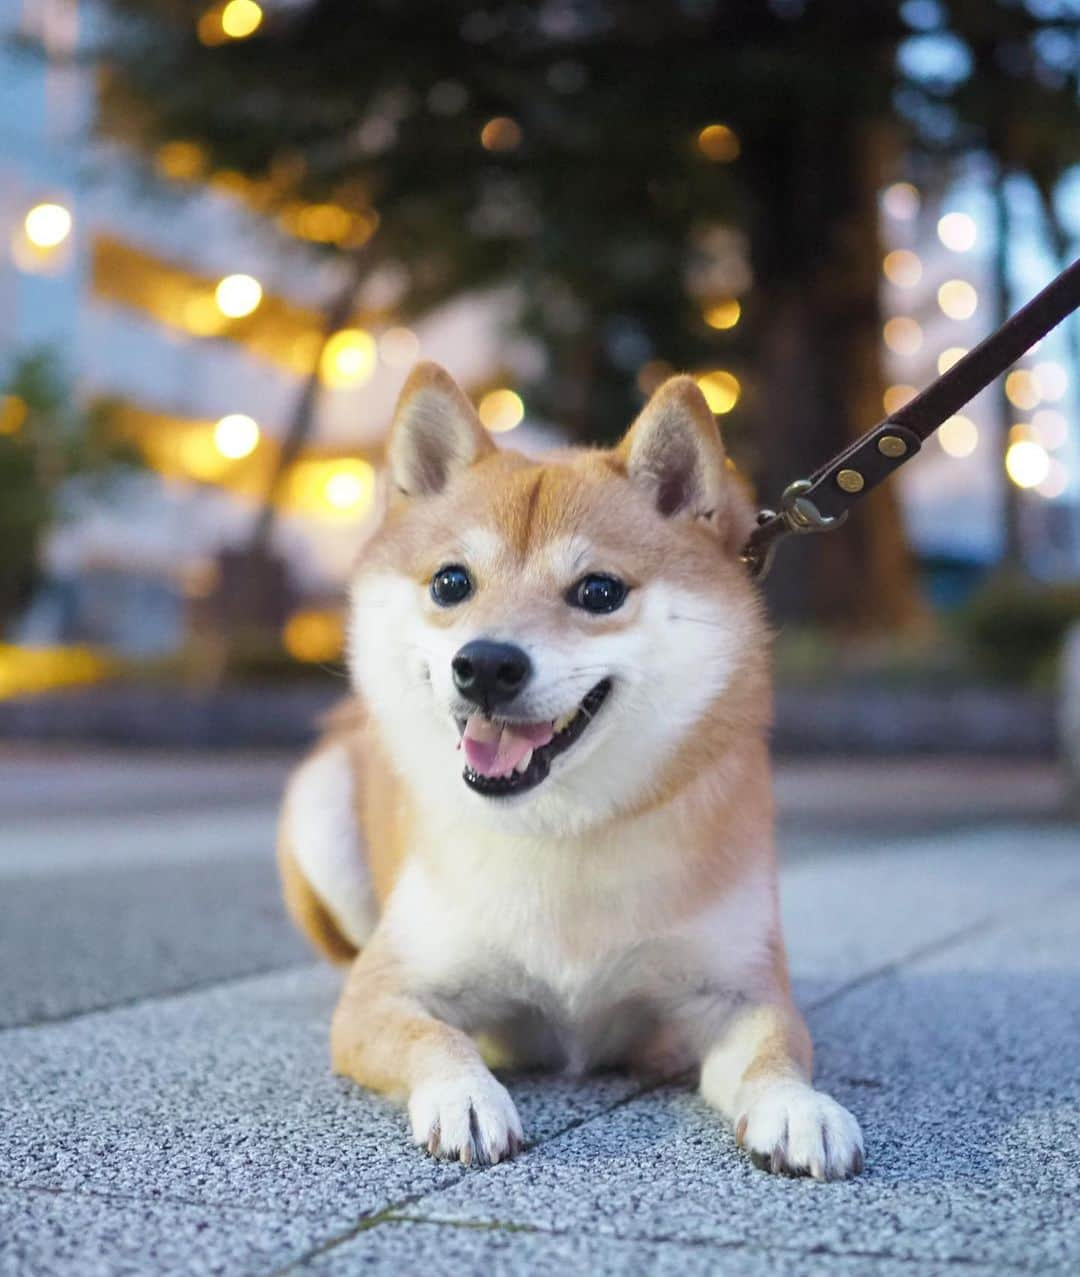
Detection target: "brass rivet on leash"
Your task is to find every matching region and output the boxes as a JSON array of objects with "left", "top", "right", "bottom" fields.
[
  {"left": 836, "top": 469, "right": 865, "bottom": 493},
  {"left": 877, "top": 435, "right": 907, "bottom": 458}
]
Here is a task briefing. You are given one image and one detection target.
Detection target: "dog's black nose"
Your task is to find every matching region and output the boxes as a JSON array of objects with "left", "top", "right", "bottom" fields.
[{"left": 452, "top": 640, "right": 532, "bottom": 710}]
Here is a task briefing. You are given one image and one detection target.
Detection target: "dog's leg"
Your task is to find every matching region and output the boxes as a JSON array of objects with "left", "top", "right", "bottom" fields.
[
  {"left": 330, "top": 929, "right": 524, "bottom": 1166},
  {"left": 700, "top": 999, "right": 864, "bottom": 1180}
]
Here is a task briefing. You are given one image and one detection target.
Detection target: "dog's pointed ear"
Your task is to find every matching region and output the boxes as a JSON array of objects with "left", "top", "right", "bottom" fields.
[
  {"left": 617, "top": 376, "right": 727, "bottom": 520},
  {"left": 387, "top": 362, "right": 494, "bottom": 498}
]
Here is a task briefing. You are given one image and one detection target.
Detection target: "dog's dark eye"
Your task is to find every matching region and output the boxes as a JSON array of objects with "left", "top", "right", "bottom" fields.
[
  {"left": 571, "top": 574, "right": 627, "bottom": 614},
  {"left": 431, "top": 565, "right": 472, "bottom": 606}
]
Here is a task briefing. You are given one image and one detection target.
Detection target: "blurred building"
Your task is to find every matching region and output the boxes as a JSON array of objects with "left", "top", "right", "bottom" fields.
[
  {"left": 0, "top": 0, "right": 548, "bottom": 656},
  {"left": 880, "top": 174, "right": 1080, "bottom": 590}
]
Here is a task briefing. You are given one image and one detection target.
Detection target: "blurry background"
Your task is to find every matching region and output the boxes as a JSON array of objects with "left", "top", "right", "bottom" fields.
[{"left": 1, "top": 0, "right": 1080, "bottom": 756}]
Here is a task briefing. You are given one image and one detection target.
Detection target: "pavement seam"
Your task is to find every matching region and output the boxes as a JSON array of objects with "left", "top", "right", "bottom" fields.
[
  {"left": 0, "top": 960, "right": 320, "bottom": 1035},
  {"left": 372, "top": 1213, "right": 1039, "bottom": 1273}
]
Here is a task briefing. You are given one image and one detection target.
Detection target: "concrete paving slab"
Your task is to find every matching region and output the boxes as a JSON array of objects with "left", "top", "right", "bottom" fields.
[
  {"left": 394, "top": 879, "right": 1080, "bottom": 1274},
  {"left": 0, "top": 852, "right": 309, "bottom": 1028},
  {"left": 297, "top": 1217, "right": 1022, "bottom": 1277},
  {"left": 0, "top": 966, "right": 639, "bottom": 1227},
  {"left": 0, "top": 1186, "right": 337, "bottom": 1277}
]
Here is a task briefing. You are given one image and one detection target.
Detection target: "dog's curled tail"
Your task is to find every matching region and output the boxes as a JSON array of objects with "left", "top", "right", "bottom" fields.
[{"left": 277, "top": 722, "right": 376, "bottom": 964}]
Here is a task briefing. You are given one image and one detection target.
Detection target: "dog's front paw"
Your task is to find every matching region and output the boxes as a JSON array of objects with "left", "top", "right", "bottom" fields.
[
  {"left": 736, "top": 1081, "right": 864, "bottom": 1181},
  {"left": 408, "top": 1070, "right": 524, "bottom": 1166}
]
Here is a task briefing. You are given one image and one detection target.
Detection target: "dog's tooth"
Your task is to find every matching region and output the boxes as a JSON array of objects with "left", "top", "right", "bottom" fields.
[
  {"left": 515, "top": 750, "right": 533, "bottom": 775},
  {"left": 554, "top": 710, "right": 576, "bottom": 733}
]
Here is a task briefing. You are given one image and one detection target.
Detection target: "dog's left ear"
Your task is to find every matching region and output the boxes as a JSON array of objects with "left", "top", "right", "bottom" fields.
[
  {"left": 387, "top": 362, "right": 494, "bottom": 498},
  {"left": 617, "top": 376, "right": 728, "bottom": 521}
]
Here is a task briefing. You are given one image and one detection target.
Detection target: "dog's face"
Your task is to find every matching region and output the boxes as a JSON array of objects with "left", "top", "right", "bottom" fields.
[{"left": 349, "top": 364, "right": 768, "bottom": 837}]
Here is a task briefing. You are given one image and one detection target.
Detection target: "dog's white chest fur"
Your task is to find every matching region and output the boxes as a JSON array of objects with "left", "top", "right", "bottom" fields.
[{"left": 382, "top": 814, "right": 773, "bottom": 1073}]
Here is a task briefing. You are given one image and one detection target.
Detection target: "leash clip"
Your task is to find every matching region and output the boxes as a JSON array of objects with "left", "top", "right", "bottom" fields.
[{"left": 741, "top": 479, "right": 848, "bottom": 581}]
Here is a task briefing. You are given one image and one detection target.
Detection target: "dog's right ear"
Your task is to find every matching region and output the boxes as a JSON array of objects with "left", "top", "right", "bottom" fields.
[{"left": 387, "top": 362, "right": 493, "bottom": 498}]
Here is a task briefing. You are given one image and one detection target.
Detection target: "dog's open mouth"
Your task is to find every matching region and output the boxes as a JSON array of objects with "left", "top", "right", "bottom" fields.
[{"left": 457, "top": 679, "right": 612, "bottom": 797}]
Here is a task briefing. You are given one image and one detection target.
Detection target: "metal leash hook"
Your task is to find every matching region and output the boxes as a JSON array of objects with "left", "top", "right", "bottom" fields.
[{"left": 741, "top": 479, "right": 848, "bottom": 581}]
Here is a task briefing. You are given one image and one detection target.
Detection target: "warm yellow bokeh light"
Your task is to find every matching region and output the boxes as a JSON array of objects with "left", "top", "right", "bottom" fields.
[
  {"left": 221, "top": 0, "right": 262, "bottom": 38},
  {"left": 882, "top": 182, "right": 920, "bottom": 220},
  {"left": 214, "top": 273, "right": 263, "bottom": 319},
  {"left": 324, "top": 461, "right": 376, "bottom": 513},
  {"left": 478, "top": 388, "right": 525, "bottom": 433},
  {"left": 24, "top": 203, "right": 72, "bottom": 249},
  {"left": 282, "top": 610, "right": 345, "bottom": 664},
  {"left": 182, "top": 294, "right": 228, "bottom": 336},
  {"left": 1033, "top": 361, "right": 1068, "bottom": 402},
  {"left": 704, "top": 298, "right": 741, "bottom": 330},
  {"left": 696, "top": 370, "right": 741, "bottom": 414},
  {"left": 697, "top": 124, "right": 740, "bottom": 162},
  {"left": 882, "top": 250, "right": 922, "bottom": 288},
  {"left": 938, "top": 280, "right": 978, "bottom": 320},
  {"left": 938, "top": 415, "right": 978, "bottom": 459},
  {"left": 379, "top": 327, "right": 420, "bottom": 368},
  {"left": 1036, "top": 458, "right": 1068, "bottom": 500},
  {"left": 1032, "top": 409, "right": 1068, "bottom": 450},
  {"left": 883, "top": 317, "right": 922, "bottom": 356},
  {"left": 480, "top": 117, "right": 522, "bottom": 152},
  {"left": 1005, "top": 369, "right": 1040, "bottom": 411},
  {"left": 156, "top": 141, "right": 206, "bottom": 181},
  {"left": 937, "top": 212, "right": 977, "bottom": 253},
  {"left": 883, "top": 384, "right": 917, "bottom": 414},
  {"left": 320, "top": 329, "right": 377, "bottom": 388},
  {"left": 0, "top": 395, "right": 28, "bottom": 436},
  {"left": 1005, "top": 439, "right": 1050, "bottom": 489},
  {"left": 937, "top": 347, "right": 968, "bottom": 374},
  {"left": 213, "top": 413, "right": 260, "bottom": 460}
]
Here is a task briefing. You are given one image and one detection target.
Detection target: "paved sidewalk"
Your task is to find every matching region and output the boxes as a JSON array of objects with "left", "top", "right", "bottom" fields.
[{"left": 1, "top": 748, "right": 1077, "bottom": 1276}]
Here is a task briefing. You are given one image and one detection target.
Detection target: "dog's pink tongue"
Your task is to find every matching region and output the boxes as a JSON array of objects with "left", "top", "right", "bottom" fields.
[{"left": 462, "top": 715, "right": 554, "bottom": 778}]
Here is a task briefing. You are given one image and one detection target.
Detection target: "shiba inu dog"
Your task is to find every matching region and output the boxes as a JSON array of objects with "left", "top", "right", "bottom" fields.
[{"left": 278, "top": 362, "right": 865, "bottom": 1180}]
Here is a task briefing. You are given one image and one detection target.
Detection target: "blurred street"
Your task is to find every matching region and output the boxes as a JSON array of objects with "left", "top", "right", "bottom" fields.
[{"left": 1, "top": 747, "right": 1077, "bottom": 1276}]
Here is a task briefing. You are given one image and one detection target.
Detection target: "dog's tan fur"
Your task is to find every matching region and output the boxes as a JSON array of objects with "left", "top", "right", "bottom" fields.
[{"left": 277, "top": 363, "right": 864, "bottom": 1178}]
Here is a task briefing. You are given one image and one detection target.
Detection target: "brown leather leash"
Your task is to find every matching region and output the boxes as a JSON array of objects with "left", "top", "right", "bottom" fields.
[{"left": 741, "top": 256, "right": 1080, "bottom": 579}]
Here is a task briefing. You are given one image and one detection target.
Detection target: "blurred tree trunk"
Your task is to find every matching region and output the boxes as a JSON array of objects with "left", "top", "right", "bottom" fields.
[{"left": 751, "top": 121, "right": 923, "bottom": 632}]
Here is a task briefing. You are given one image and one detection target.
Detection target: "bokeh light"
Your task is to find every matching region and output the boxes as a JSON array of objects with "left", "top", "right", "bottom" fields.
[
  {"left": 282, "top": 610, "right": 344, "bottom": 664},
  {"left": 379, "top": 326, "right": 420, "bottom": 368},
  {"left": 938, "top": 415, "right": 978, "bottom": 458},
  {"left": 320, "top": 329, "right": 377, "bottom": 387},
  {"left": 1036, "top": 458, "right": 1068, "bottom": 500},
  {"left": 24, "top": 203, "right": 72, "bottom": 249},
  {"left": 478, "top": 388, "right": 525, "bottom": 432},
  {"left": 213, "top": 413, "right": 260, "bottom": 459},
  {"left": 1032, "top": 361, "right": 1068, "bottom": 402},
  {"left": 937, "top": 212, "right": 977, "bottom": 252},
  {"left": 1031, "top": 409, "right": 1068, "bottom": 450},
  {"left": 883, "top": 317, "right": 922, "bottom": 355},
  {"left": 937, "top": 280, "right": 978, "bottom": 320},
  {"left": 1005, "top": 369, "right": 1040, "bottom": 411},
  {"left": 1005, "top": 439, "right": 1050, "bottom": 489},
  {"left": 0, "top": 395, "right": 28, "bottom": 436},
  {"left": 480, "top": 117, "right": 522, "bottom": 152},
  {"left": 883, "top": 384, "right": 917, "bottom": 414},
  {"left": 882, "top": 182, "right": 920, "bottom": 220},
  {"left": 882, "top": 250, "right": 922, "bottom": 288},
  {"left": 323, "top": 460, "right": 376, "bottom": 513},
  {"left": 695, "top": 370, "right": 740, "bottom": 414},
  {"left": 704, "top": 298, "right": 741, "bottom": 330},
  {"left": 937, "top": 347, "right": 967, "bottom": 374},
  {"left": 697, "top": 124, "right": 740, "bottom": 162},
  {"left": 214, "top": 273, "right": 262, "bottom": 318}
]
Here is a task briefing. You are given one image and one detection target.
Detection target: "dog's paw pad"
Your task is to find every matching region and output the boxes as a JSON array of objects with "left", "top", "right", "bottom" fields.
[
  {"left": 736, "top": 1081, "right": 864, "bottom": 1181},
  {"left": 408, "top": 1072, "right": 524, "bottom": 1166}
]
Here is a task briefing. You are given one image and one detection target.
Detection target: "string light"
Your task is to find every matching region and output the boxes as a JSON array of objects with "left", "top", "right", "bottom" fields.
[
  {"left": 882, "top": 250, "right": 922, "bottom": 288},
  {"left": 478, "top": 389, "right": 525, "bottom": 432},
  {"left": 323, "top": 461, "right": 375, "bottom": 513},
  {"left": 214, "top": 273, "right": 262, "bottom": 318},
  {"left": 695, "top": 370, "right": 740, "bottom": 414},
  {"left": 213, "top": 413, "right": 260, "bottom": 459},
  {"left": 937, "top": 212, "right": 977, "bottom": 252},
  {"left": 1031, "top": 409, "right": 1068, "bottom": 450},
  {"left": 938, "top": 280, "right": 978, "bottom": 320},
  {"left": 221, "top": 0, "right": 262, "bottom": 38},
  {"left": 1032, "top": 361, "right": 1068, "bottom": 402},
  {"left": 1005, "top": 440, "right": 1050, "bottom": 489},
  {"left": 938, "top": 415, "right": 978, "bottom": 458},
  {"left": 23, "top": 203, "right": 72, "bottom": 249},
  {"left": 480, "top": 117, "right": 522, "bottom": 152},
  {"left": 883, "top": 317, "right": 922, "bottom": 355},
  {"left": 282, "top": 610, "right": 344, "bottom": 663}
]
